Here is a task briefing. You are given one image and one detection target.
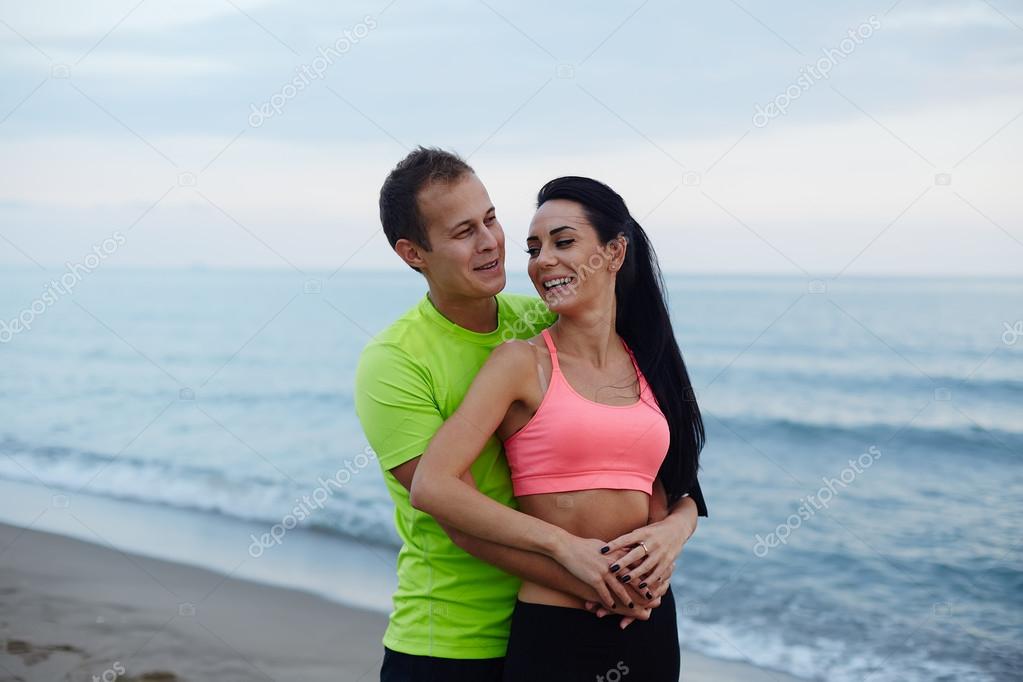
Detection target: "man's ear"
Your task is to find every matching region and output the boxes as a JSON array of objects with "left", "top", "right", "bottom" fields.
[{"left": 394, "top": 238, "right": 428, "bottom": 271}]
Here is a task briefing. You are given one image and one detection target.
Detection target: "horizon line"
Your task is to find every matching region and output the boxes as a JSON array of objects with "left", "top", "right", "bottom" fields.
[{"left": 1, "top": 263, "right": 1020, "bottom": 280}]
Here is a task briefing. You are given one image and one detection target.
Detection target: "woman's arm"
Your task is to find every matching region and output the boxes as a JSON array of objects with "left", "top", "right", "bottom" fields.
[{"left": 409, "top": 340, "right": 632, "bottom": 609}]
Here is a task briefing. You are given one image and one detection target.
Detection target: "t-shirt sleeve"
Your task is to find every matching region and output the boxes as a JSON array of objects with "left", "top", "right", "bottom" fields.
[
  {"left": 354, "top": 342, "right": 444, "bottom": 472},
  {"left": 683, "top": 472, "right": 709, "bottom": 517}
]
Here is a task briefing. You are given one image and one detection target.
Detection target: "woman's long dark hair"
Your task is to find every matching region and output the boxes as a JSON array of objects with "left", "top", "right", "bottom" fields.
[{"left": 537, "top": 176, "right": 706, "bottom": 511}]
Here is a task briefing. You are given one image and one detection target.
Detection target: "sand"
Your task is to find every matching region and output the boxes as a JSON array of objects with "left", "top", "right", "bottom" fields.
[{"left": 0, "top": 522, "right": 806, "bottom": 681}]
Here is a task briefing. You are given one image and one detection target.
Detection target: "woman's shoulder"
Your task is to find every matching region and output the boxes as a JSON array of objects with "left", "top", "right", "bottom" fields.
[
  {"left": 489, "top": 333, "right": 553, "bottom": 372},
  {"left": 488, "top": 337, "right": 542, "bottom": 367}
]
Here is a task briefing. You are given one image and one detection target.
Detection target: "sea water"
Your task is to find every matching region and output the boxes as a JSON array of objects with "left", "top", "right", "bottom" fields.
[{"left": 1, "top": 266, "right": 1020, "bottom": 681}]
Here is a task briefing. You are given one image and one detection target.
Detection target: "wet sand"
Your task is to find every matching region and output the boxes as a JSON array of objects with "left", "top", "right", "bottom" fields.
[{"left": 0, "top": 522, "right": 806, "bottom": 681}]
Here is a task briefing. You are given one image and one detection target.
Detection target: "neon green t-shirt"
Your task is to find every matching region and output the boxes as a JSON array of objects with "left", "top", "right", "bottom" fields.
[{"left": 354, "top": 292, "right": 556, "bottom": 659}]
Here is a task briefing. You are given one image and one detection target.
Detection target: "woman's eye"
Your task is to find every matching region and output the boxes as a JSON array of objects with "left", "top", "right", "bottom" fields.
[
  {"left": 525, "top": 247, "right": 539, "bottom": 257},
  {"left": 555, "top": 239, "right": 574, "bottom": 247}
]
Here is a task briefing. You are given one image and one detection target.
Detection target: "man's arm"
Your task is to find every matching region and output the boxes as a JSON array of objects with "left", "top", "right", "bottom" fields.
[
  {"left": 356, "top": 340, "right": 641, "bottom": 610},
  {"left": 392, "top": 456, "right": 650, "bottom": 609},
  {"left": 659, "top": 479, "right": 699, "bottom": 542},
  {"left": 409, "top": 342, "right": 634, "bottom": 608},
  {"left": 663, "top": 495, "right": 699, "bottom": 542}
]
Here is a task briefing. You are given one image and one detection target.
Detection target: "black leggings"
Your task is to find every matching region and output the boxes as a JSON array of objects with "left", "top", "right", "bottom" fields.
[
  {"left": 380, "top": 647, "right": 504, "bottom": 681},
  {"left": 502, "top": 586, "right": 680, "bottom": 682}
]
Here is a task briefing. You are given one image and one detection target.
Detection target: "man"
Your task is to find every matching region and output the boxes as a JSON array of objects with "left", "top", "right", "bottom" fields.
[{"left": 355, "top": 147, "right": 696, "bottom": 681}]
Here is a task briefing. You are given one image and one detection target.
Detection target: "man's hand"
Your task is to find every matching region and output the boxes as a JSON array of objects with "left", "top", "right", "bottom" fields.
[{"left": 582, "top": 599, "right": 657, "bottom": 629}]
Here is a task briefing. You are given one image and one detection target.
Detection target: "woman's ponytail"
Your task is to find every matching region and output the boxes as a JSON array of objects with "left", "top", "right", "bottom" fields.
[{"left": 536, "top": 177, "right": 707, "bottom": 513}]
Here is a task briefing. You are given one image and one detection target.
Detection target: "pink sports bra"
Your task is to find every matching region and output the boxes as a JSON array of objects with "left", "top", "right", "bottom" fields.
[{"left": 503, "top": 328, "right": 670, "bottom": 497}]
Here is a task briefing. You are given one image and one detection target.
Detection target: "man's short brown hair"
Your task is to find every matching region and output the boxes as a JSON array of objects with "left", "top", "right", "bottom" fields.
[{"left": 378, "top": 147, "right": 474, "bottom": 260}]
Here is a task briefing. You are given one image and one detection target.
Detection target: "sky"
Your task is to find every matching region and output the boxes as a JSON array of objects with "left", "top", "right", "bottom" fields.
[{"left": 0, "top": 0, "right": 1020, "bottom": 277}]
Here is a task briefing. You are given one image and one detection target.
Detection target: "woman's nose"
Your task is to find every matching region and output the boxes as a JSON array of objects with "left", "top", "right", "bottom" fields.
[{"left": 538, "top": 246, "right": 558, "bottom": 267}]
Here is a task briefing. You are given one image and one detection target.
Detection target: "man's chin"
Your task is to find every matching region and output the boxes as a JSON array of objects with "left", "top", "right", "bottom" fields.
[
  {"left": 480, "top": 275, "right": 506, "bottom": 297},
  {"left": 471, "top": 263, "right": 506, "bottom": 296}
]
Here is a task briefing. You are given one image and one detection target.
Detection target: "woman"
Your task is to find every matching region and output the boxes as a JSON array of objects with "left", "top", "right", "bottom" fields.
[{"left": 410, "top": 176, "right": 707, "bottom": 680}]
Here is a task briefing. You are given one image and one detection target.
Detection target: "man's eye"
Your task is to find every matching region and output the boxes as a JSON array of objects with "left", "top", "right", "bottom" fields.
[{"left": 485, "top": 216, "right": 496, "bottom": 225}]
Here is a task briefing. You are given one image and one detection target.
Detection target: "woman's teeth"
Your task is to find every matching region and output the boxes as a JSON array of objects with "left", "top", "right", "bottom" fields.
[{"left": 543, "top": 276, "right": 575, "bottom": 290}]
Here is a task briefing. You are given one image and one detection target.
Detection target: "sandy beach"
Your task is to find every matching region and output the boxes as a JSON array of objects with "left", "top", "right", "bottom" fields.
[{"left": 0, "top": 521, "right": 808, "bottom": 682}]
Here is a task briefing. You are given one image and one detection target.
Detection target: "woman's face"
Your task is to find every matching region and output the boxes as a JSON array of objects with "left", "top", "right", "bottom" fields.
[{"left": 526, "top": 199, "right": 624, "bottom": 314}]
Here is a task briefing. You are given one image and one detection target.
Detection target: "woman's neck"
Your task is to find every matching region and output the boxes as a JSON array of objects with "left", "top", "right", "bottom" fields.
[{"left": 548, "top": 306, "right": 620, "bottom": 368}]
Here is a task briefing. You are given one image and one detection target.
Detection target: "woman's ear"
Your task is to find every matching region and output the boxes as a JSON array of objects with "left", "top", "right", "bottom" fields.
[{"left": 608, "top": 232, "right": 628, "bottom": 271}]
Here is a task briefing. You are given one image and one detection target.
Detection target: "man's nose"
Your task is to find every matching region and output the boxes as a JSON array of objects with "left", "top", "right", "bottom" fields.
[{"left": 477, "top": 224, "right": 498, "bottom": 251}]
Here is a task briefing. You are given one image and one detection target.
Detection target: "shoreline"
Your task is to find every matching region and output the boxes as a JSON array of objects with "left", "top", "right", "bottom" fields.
[{"left": 0, "top": 519, "right": 808, "bottom": 681}]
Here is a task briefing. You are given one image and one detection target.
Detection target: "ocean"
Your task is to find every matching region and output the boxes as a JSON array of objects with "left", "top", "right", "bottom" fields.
[{"left": 1, "top": 266, "right": 1020, "bottom": 681}]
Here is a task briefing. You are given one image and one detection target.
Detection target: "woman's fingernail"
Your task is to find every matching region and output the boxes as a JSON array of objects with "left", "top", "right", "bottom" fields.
[
  {"left": 609, "top": 564, "right": 620, "bottom": 573},
  {"left": 646, "top": 592, "right": 653, "bottom": 599},
  {"left": 621, "top": 575, "right": 631, "bottom": 583},
  {"left": 628, "top": 602, "right": 634, "bottom": 609},
  {"left": 638, "top": 582, "right": 647, "bottom": 588},
  {"left": 600, "top": 546, "right": 610, "bottom": 554}
]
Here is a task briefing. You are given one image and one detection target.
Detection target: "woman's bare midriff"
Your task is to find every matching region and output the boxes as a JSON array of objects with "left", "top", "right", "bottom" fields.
[{"left": 517, "top": 488, "right": 650, "bottom": 609}]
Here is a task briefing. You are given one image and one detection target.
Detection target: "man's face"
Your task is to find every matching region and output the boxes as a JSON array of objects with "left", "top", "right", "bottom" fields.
[{"left": 415, "top": 173, "right": 506, "bottom": 299}]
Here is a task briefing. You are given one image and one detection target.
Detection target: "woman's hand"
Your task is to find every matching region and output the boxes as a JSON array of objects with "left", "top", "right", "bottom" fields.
[
  {"left": 600, "top": 514, "right": 694, "bottom": 596},
  {"left": 553, "top": 536, "right": 635, "bottom": 610},
  {"left": 581, "top": 545, "right": 672, "bottom": 628}
]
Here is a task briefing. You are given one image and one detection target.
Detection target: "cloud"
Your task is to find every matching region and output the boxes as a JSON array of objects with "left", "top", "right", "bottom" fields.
[
  {"left": 0, "top": 2, "right": 1019, "bottom": 275},
  {"left": 1, "top": 93, "right": 1019, "bottom": 275},
  {"left": 0, "top": 46, "right": 237, "bottom": 77},
  {"left": 0, "top": 0, "right": 279, "bottom": 39},
  {"left": 885, "top": 2, "right": 1023, "bottom": 31}
]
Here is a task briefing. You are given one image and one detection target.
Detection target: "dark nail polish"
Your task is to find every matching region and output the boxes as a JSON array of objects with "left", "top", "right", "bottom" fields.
[
  {"left": 646, "top": 592, "right": 653, "bottom": 599},
  {"left": 609, "top": 564, "right": 620, "bottom": 573},
  {"left": 638, "top": 582, "right": 647, "bottom": 589},
  {"left": 628, "top": 602, "right": 634, "bottom": 609},
  {"left": 611, "top": 602, "right": 616, "bottom": 609},
  {"left": 600, "top": 546, "right": 610, "bottom": 554},
  {"left": 621, "top": 575, "right": 631, "bottom": 583}
]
